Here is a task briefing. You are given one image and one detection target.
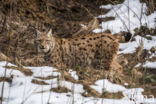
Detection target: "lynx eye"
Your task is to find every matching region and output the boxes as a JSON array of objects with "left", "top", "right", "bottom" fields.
[
  {"left": 36, "top": 40, "right": 41, "bottom": 42},
  {"left": 46, "top": 40, "right": 50, "bottom": 42}
]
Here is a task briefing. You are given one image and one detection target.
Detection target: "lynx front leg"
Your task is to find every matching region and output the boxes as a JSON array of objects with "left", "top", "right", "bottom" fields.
[
  {"left": 100, "top": 58, "right": 112, "bottom": 70},
  {"left": 56, "top": 62, "right": 67, "bottom": 70}
]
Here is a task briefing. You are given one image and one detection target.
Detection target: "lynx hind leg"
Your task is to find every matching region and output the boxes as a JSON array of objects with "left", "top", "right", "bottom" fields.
[
  {"left": 112, "top": 58, "right": 123, "bottom": 72},
  {"left": 102, "top": 40, "right": 119, "bottom": 70},
  {"left": 101, "top": 41, "right": 122, "bottom": 81}
]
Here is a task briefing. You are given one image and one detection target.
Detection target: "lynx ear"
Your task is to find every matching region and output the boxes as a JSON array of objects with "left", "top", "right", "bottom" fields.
[
  {"left": 47, "top": 29, "right": 52, "bottom": 37},
  {"left": 35, "top": 30, "right": 40, "bottom": 37}
]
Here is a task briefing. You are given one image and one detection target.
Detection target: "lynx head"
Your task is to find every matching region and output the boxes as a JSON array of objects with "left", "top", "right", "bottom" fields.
[{"left": 35, "top": 29, "right": 55, "bottom": 53}]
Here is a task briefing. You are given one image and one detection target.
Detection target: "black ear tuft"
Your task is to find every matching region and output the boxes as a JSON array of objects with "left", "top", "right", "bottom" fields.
[{"left": 124, "top": 32, "right": 132, "bottom": 42}]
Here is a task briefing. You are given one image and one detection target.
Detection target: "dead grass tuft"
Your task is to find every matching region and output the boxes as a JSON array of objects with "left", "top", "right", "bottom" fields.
[
  {"left": 82, "top": 82, "right": 101, "bottom": 97},
  {"left": 31, "top": 79, "right": 49, "bottom": 85},
  {"left": 63, "top": 71, "right": 78, "bottom": 83},
  {"left": 35, "top": 75, "right": 57, "bottom": 80},
  {"left": 0, "top": 77, "right": 12, "bottom": 83},
  {"left": 50, "top": 86, "right": 71, "bottom": 93},
  {"left": 101, "top": 91, "right": 123, "bottom": 99},
  {"left": 5, "top": 66, "right": 33, "bottom": 76}
]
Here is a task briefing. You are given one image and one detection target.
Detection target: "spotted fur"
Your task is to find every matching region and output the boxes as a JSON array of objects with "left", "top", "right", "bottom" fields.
[{"left": 35, "top": 29, "right": 122, "bottom": 71}]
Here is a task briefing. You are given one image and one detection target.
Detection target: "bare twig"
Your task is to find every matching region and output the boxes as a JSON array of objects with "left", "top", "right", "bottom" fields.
[{"left": 72, "top": 17, "right": 99, "bottom": 36}]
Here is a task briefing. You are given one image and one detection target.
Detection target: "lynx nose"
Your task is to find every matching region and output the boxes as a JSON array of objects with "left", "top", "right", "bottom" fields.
[{"left": 40, "top": 45, "right": 45, "bottom": 49}]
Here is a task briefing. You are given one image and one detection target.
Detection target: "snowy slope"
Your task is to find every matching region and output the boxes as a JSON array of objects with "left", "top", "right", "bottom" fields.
[
  {"left": 94, "top": 0, "right": 156, "bottom": 34},
  {"left": 0, "top": 61, "right": 155, "bottom": 104}
]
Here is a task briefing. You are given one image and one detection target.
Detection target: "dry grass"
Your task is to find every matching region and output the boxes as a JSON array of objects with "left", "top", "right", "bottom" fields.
[
  {"left": 5, "top": 66, "right": 33, "bottom": 76},
  {"left": 82, "top": 80, "right": 102, "bottom": 97},
  {"left": 0, "top": 52, "right": 11, "bottom": 61},
  {"left": 35, "top": 75, "right": 57, "bottom": 80},
  {"left": 0, "top": 77, "right": 12, "bottom": 83},
  {"left": 50, "top": 86, "right": 71, "bottom": 93},
  {"left": 31, "top": 79, "right": 49, "bottom": 85},
  {"left": 101, "top": 92, "right": 123, "bottom": 99}
]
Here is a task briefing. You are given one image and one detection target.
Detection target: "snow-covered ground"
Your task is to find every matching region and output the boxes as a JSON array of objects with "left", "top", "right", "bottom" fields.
[
  {"left": 119, "top": 35, "right": 156, "bottom": 54},
  {"left": 0, "top": 61, "right": 155, "bottom": 104},
  {"left": 0, "top": 0, "right": 156, "bottom": 104},
  {"left": 94, "top": 0, "right": 156, "bottom": 34}
]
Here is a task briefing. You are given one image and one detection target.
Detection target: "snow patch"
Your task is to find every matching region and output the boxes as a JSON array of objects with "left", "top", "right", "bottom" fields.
[
  {"left": 119, "top": 35, "right": 156, "bottom": 54},
  {"left": 0, "top": 61, "right": 155, "bottom": 104},
  {"left": 143, "top": 61, "right": 156, "bottom": 68},
  {"left": 94, "top": 0, "right": 156, "bottom": 34},
  {"left": 91, "top": 79, "right": 126, "bottom": 93},
  {"left": 68, "top": 69, "right": 78, "bottom": 80}
]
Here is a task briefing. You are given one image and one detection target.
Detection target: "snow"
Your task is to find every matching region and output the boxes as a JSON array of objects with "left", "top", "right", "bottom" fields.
[
  {"left": 135, "top": 63, "right": 141, "bottom": 67},
  {"left": 143, "top": 61, "right": 156, "bottom": 68},
  {"left": 100, "top": 4, "right": 113, "bottom": 9},
  {"left": 91, "top": 79, "right": 126, "bottom": 93},
  {"left": 90, "top": 79, "right": 155, "bottom": 104},
  {"left": 94, "top": 0, "right": 156, "bottom": 34},
  {"left": 94, "top": 0, "right": 156, "bottom": 56},
  {"left": 0, "top": 62, "right": 23, "bottom": 77},
  {"left": 0, "top": 61, "right": 155, "bottom": 104},
  {"left": 59, "top": 81, "right": 84, "bottom": 93},
  {"left": 119, "top": 35, "right": 156, "bottom": 54},
  {"left": 124, "top": 83, "right": 128, "bottom": 86},
  {"left": 135, "top": 61, "right": 156, "bottom": 68},
  {"left": 68, "top": 69, "right": 79, "bottom": 80}
]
